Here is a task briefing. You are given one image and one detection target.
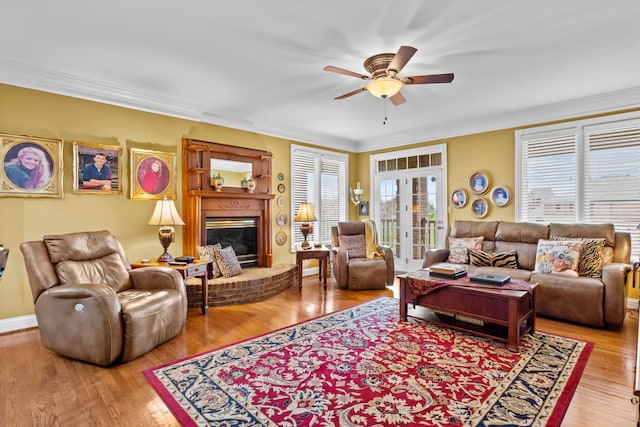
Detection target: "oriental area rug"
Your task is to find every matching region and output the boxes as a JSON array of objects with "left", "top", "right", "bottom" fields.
[{"left": 144, "top": 297, "right": 592, "bottom": 427}]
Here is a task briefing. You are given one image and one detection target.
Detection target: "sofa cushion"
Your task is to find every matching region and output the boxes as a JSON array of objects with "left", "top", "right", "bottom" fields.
[
  {"left": 197, "top": 244, "right": 222, "bottom": 278},
  {"left": 450, "top": 221, "right": 497, "bottom": 252},
  {"left": 338, "top": 234, "right": 367, "bottom": 259},
  {"left": 447, "top": 236, "right": 484, "bottom": 264},
  {"left": 551, "top": 237, "right": 605, "bottom": 278},
  {"left": 468, "top": 249, "right": 518, "bottom": 268},
  {"left": 534, "top": 239, "right": 584, "bottom": 275}
]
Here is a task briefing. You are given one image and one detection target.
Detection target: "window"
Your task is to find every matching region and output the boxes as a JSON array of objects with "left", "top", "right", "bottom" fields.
[
  {"left": 290, "top": 145, "right": 347, "bottom": 249},
  {"left": 516, "top": 111, "right": 640, "bottom": 259}
]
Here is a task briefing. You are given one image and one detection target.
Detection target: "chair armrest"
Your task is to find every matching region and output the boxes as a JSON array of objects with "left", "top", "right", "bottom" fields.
[
  {"left": 129, "top": 266, "right": 184, "bottom": 291},
  {"left": 601, "top": 262, "right": 632, "bottom": 326},
  {"left": 331, "top": 247, "right": 349, "bottom": 288},
  {"left": 423, "top": 249, "right": 449, "bottom": 268},
  {"left": 378, "top": 245, "right": 395, "bottom": 286}
]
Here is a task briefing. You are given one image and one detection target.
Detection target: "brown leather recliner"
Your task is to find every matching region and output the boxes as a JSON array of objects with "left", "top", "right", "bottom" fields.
[
  {"left": 20, "top": 230, "right": 187, "bottom": 365},
  {"left": 331, "top": 222, "right": 395, "bottom": 290}
]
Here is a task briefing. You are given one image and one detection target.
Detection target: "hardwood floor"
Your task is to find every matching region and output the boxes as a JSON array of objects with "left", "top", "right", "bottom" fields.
[{"left": 0, "top": 275, "right": 637, "bottom": 426}]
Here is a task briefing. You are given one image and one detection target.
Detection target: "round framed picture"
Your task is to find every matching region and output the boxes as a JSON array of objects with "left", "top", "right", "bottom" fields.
[
  {"left": 490, "top": 186, "right": 511, "bottom": 207},
  {"left": 277, "top": 196, "right": 286, "bottom": 207},
  {"left": 471, "top": 198, "right": 489, "bottom": 218},
  {"left": 277, "top": 172, "right": 285, "bottom": 181},
  {"left": 276, "top": 212, "right": 288, "bottom": 227},
  {"left": 467, "top": 170, "right": 490, "bottom": 195},
  {"left": 450, "top": 188, "right": 468, "bottom": 208},
  {"left": 277, "top": 183, "right": 286, "bottom": 193},
  {"left": 275, "top": 230, "right": 287, "bottom": 246}
]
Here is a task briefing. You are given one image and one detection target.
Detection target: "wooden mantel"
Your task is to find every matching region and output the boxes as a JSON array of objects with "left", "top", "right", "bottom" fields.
[{"left": 181, "top": 138, "right": 274, "bottom": 267}]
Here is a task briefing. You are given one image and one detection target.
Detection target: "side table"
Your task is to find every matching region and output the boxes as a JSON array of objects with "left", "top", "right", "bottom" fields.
[
  {"left": 131, "top": 259, "right": 214, "bottom": 314},
  {"left": 296, "top": 246, "right": 330, "bottom": 290}
]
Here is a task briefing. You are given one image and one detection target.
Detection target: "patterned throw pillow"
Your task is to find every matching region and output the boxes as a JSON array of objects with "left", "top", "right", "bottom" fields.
[
  {"left": 338, "top": 234, "right": 367, "bottom": 258},
  {"left": 197, "top": 244, "right": 222, "bottom": 278},
  {"left": 534, "top": 239, "right": 584, "bottom": 275},
  {"left": 447, "top": 236, "right": 484, "bottom": 264},
  {"left": 551, "top": 236, "right": 606, "bottom": 278},
  {"left": 468, "top": 249, "right": 519, "bottom": 269},
  {"left": 214, "top": 245, "right": 242, "bottom": 278}
]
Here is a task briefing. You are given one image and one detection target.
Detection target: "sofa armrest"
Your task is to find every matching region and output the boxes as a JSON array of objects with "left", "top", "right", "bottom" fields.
[
  {"left": 378, "top": 244, "right": 395, "bottom": 286},
  {"left": 332, "top": 247, "right": 349, "bottom": 289},
  {"left": 423, "top": 249, "right": 449, "bottom": 268},
  {"left": 601, "top": 262, "right": 632, "bottom": 326}
]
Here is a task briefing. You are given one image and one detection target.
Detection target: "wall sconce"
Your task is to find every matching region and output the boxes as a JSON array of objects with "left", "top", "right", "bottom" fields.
[
  {"left": 147, "top": 196, "right": 186, "bottom": 262},
  {"left": 350, "top": 182, "right": 364, "bottom": 206}
]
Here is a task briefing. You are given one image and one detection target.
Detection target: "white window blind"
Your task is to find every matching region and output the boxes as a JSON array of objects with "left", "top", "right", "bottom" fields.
[
  {"left": 517, "top": 112, "right": 640, "bottom": 260},
  {"left": 290, "top": 145, "right": 347, "bottom": 249}
]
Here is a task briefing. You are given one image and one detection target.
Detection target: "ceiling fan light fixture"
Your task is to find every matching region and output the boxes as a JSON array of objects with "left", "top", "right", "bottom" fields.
[{"left": 366, "top": 77, "right": 403, "bottom": 99}]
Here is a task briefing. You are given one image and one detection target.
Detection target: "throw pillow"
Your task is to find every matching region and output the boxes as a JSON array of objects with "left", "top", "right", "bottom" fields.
[
  {"left": 447, "top": 236, "right": 484, "bottom": 264},
  {"left": 338, "top": 234, "right": 367, "bottom": 258},
  {"left": 214, "top": 245, "right": 242, "bottom": 278},
  {"left": 551, "top": 236, "right": 606, "bottom": 278},
  {"left": 534, "top": 239, "right": 584, "bottom": 274},
  {"left": 197, "top": 244, "right": 222, "bottom": 278},
  {"left": 468, "top": 249, "right": 519, "bottom": 269}
]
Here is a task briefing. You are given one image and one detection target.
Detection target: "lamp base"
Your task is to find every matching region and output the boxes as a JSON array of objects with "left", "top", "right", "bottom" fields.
[
  {"left": 157, "top": 251, "right": 174, "bottom": 263},
  {"left": 158, "top": 226, "right": 176, "bottom": 263},
  {"left": 301, "top": 240, "right": 311, "bottom": 249}
]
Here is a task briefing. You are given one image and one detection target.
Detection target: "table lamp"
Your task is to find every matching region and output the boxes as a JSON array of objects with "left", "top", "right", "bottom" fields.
[
  {"left": 294, "top": 202, "right": 317, "bottom": 249},
  {"left": 147, "top": 196, "right": 186, "bottom": 262}
]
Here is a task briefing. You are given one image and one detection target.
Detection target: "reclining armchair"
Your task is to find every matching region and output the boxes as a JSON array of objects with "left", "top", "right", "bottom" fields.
[
  {"left": 331, "top": 221, "right": 395, "bottom": 290},
  {"left": 20, "top": 230, "right": 187, "bottom": 365}
]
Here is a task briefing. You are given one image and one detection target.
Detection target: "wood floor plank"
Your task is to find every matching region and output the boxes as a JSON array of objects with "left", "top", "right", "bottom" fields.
[{"left": 0, "top": 276, "right": 636, "bottom": 426}]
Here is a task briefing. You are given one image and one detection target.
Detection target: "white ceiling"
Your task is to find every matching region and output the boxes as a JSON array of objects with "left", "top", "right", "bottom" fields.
[{"left": 2, "top": 1, "right": 640, "bottom": 152}]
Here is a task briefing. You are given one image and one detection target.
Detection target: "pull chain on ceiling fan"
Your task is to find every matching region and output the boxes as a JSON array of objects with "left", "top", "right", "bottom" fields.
[{"left": 324, "top": 45, "right": 454, "bottom": 106}]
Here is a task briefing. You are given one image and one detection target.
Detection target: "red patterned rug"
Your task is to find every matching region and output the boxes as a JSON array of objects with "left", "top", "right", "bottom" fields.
[{"left": 144, "top": 297, "right": 592, "bottom": 426}]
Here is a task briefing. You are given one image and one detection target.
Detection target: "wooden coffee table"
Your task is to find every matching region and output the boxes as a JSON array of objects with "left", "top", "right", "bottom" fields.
[{"left": 399, "top": 271, "right": 537, "bottom": 351}]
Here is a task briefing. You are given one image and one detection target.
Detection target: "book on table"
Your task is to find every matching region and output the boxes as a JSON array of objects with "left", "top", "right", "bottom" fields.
[{"left": 428, "top": 263, "right": 468, "bottom": 279}]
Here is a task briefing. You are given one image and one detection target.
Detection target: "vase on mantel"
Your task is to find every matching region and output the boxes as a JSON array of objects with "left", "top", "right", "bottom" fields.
[
  {"left": 211, "top": 173, "right": 224, "bottom": 192},
  {"left": 246, "top": 177, "right": 256, "bottom": 193}
]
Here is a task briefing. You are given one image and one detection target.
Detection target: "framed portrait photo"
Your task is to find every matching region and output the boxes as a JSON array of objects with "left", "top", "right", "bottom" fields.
[
  {"left": 358, "top": 201, "right": 369, "bottom": 216},
  {"left": 467, "top": 170, "right": 490, "bottom": 195},
  {"left": 130, "top": 148, "right": 176, "bottom": 200},
  {"left": 471, "top": 198, "right": 489, "bottom": 219},
  {"left": 450, "top": 188, "right": 468, "bottom": 208},
  {"left": 0, "top": 132, "right": 63, "bottom": 198},
  {"left": 490, "top": 185, "right": 511, "bottom": 207},
  {"left": 73, "top": 141, "right": 122, "bottom": 194}
]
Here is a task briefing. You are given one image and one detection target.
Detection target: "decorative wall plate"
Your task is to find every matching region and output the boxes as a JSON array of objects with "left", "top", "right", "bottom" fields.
[
  {"left": 450, "top": 188, "right": 467, "bottom": 208},
  {"left": 277, "top": 183, "right": 286, "bottom": 193},
  {"left": 276, "top": 212, "right": 288, "bottom": 227},
  {"left": 490, "top": 186, "right": 511, "bottom": 207},
  {"left": 467, "top": 170, "right": 490, "bottom": 195},
  {"left": 471, "top": 198, "right": 489, "bottom": 218},
  {"left": 275, "top": 230, "right": 287, "bottom": 246},
  {"left": 277, "top": 196, "right": 286, "bottom": 207},
  {"left": 277, "top": 172, "right": 285, "bottom": 181}
]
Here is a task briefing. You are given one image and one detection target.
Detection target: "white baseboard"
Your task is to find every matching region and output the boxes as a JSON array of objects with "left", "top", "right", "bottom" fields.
[
  {"left": 627, "top": 298, "right": 639, "bottom": 310},
  {"left": 0, "top": 314, "right": 38, "bottom": 334}
]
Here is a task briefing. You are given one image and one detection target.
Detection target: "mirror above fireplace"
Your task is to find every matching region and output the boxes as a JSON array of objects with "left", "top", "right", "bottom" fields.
[{"left": 210, "top": 159, "right": 253, "bottom": 188}]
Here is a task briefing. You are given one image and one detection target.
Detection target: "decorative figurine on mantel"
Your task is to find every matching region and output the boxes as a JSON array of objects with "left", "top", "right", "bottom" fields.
[
  {"left": 246, "top": 177, "right": 256, "bottom": 193},
  {"left": 211, "top": 173, "right": 224, "bottom": 191}
]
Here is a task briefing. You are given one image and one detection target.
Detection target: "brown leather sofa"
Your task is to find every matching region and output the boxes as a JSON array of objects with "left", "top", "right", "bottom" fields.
[
  {"left": 423, "top": 220, "right": 632, "bottom": 327},
  {"left": 331, "top": 222, "right": 395, "bottom": 290},
  {"left": 20, "top": 230, "right": 187, "bottom": 365}
]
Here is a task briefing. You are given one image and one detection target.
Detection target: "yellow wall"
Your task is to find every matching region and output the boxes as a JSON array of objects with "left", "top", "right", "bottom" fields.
[{"left": 1, "top": 84, "right": 638, "bottom": 321}]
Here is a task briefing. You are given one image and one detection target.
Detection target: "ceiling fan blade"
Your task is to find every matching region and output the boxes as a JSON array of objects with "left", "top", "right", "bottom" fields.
[
  {"left": 387, "top": 46, "right": 417, "bottom": 73},
  {"left": 324, "top": 65, "right": 370, "bottom": 80},
  {"left": 389, "top": 91, "right": 406, "bottom": 106},
  {"left": 334, "top": 87, "right": 368, "bottom": 100},
  {"left": 403, "top": 73, "right": 455, "bottom": 85}
]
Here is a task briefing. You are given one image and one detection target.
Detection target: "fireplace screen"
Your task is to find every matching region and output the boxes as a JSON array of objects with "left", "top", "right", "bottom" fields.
[{"left": 206, "top": 217, "right": 258, "bottom": 267}]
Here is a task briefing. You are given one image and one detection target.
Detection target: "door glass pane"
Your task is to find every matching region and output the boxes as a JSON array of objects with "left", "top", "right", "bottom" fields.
[
  {"left": 411, "top": 176, "right": 437, "bottom": 262},
  {"left": 379, "top": 178, "right": 400, "bottom": 257}
]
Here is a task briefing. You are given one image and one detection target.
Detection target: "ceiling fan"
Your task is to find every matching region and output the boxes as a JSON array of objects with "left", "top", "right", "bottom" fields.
[{"left": 324, "top": 45, "right": 454, "bottom": 106}]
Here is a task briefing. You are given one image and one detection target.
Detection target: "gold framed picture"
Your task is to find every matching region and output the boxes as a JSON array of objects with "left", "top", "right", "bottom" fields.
[
  {"left": 450, "top": 188, "right": 468, "bottom": 208},
  {"left": 0, "top": 132, "right": 63, "bottom": 198},
  {"left": 130, "top": 148, "right": 177, "bottom": 200},
  {"left": 490, "top": 186, "right": 511, "bottom": 207},
  {"left": 467, "top": 170, "right": 490, "bottom": 195},
  {"left": 73, "top": 141, "right": 122, "bottom": 194},
  {"left": 471, "top": 198, "right": 489, "bottom": 218}
]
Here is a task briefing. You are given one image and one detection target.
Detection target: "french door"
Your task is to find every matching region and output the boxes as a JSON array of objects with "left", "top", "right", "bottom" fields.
[{"left": 374, "top": 168, "right": 445, "bottom": 273}]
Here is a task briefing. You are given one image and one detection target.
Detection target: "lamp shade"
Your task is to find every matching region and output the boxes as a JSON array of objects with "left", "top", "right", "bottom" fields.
[
  {"left": 147, "top": 196, "right": 186, "bottom": 226},
  {"left": 294, "top": 202, "right": 317, "bottom": 223},
  {"left": 367, "top": 77, "right": 403, "bottom": 98}
]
